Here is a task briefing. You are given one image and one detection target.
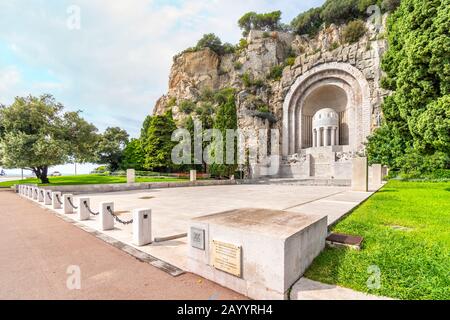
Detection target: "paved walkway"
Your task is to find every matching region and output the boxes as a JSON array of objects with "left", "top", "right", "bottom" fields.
[{"left": 0, "top": 190, "right": 244, "bottom": 300}]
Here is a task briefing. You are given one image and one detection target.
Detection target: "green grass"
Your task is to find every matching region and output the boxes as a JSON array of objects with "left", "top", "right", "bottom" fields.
[
  {"left": 305, "top": 180, "right": 450, "bottom": 300},
  {"left": 0, "top": 174, "right": 187, "bottom": 188}
]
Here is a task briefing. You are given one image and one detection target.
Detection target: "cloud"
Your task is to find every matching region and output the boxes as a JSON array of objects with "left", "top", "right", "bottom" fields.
[{"left": 0, "top": 0, "right": 324, "bottom": 136}]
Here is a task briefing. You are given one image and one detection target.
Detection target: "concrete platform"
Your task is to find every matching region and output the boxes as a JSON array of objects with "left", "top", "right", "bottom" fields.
[{"left": 24, "top": 184, "right": 379, "bottom": 272}]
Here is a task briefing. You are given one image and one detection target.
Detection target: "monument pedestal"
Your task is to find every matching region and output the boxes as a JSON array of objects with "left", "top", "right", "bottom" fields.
[{"left": 187, "top": 208, "right": 327, "bottom": 300}]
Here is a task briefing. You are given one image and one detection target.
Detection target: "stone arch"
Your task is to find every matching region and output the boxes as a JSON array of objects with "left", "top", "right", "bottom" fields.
[{"left": 282, "top": 62, "right": 371, "bottom": 156}]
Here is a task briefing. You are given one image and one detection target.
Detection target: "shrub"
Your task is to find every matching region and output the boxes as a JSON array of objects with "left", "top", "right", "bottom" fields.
[
  {"left": 167, "top": 97, "right": 177, "bottom": 108},
  {"left": 195, "top": 33, "right": 223, "bottom": 54},
  {"left": 285, "top": 57, "right": 296, "bottom": 66},
  {"left": 179, "top": 100, "right": 196, "bottom": 114},
  {"left": 238, "top": 11, "right": 282, "bottom": 37},
  {"left": 267, "top": 65, "right": 284, "bottom": 80},
  {"left": 329, "top": 42, "right": 340, "bottom": 51},
  {"left": 381, "top": 0, "right": 401, "bottom": 12},
  {"left": 342, "top": 20, "right": 367, "bottom": 43},
  {"left": 236, "top": 38, "right": 248, "bottom": 52},
  {"left": 234, "top": 61, "right": 243, "bottom": 70},
  {"left": 262, "top": 31, "right": 270, "bottom": 38}
]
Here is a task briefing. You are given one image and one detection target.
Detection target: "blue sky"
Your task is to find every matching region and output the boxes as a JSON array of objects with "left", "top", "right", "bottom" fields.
[{"left": 0, "top": 0, "right": 324, "bottom": 174}]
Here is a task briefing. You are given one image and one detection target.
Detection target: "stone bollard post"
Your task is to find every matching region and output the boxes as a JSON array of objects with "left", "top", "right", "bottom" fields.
[
  {"left": 19, "top": 185, "right": 23, "bottom": 195},
  {"left": 52, "top": 191, "right": 62, "bottom": 209},
  {"left": 27, "top": 186, "right": 31, "bottom": 198},
  {"left": 63, "top": 194, "right": 75, "bottom": 214},
  {"left": 33, "top": 187, "right": 38, "bottom": 200},
  {"left": 100, "top": 202, "right": 114, "bottom": 231},
  {"left": 44, "top": 190, "right": 52, "bottom": 205},
  {"left": 127, "top": 169, "right": 136, "bottom": 184},
  {"left": 372, "top": 164, "right": 382, "bottom": 186},
  {"left": 133, "top": 208, "right": 152, "bottom": 246},
  {"left": 37, "top": 189, "right": 44, "bottom": 202},
  {"left": 351, "top": 157, "right": 368, "bottom": 192},
  {"left": 78, "top": 197, "right": 90, "bottom": 221},
  {"left": 190, "top": 170, "right": 197, "bottom": 182}
]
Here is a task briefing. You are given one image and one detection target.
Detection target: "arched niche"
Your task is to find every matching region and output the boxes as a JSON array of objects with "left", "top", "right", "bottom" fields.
[{"left": 282, "top": 62, "right": 371, "bottom": 156}]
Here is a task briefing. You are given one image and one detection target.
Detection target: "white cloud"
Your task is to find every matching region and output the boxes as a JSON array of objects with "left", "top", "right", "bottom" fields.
[{"left": 0, "top": 0, "right": 324, "bottom": 136}]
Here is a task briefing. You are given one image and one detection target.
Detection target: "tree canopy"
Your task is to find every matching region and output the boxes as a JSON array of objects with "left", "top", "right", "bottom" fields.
[
  {"left": 96, "top": 127, "right": 129, "bottom": 172},
  {"left": 0, "top": 94, "right": 99, "bottom": 183},
  {"left": 367, "top": 0, "right": 450, "bottom": 176},
  {"left": 238, "top": 11, "right": 283, "bottom": 36}
]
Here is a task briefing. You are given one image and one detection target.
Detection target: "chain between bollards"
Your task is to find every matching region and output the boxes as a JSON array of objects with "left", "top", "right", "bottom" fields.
[
  {"left": 83, "top": 201, "right": 99, "bottom": 216},
  {"left": 67, "top": 197, "right": 78, "bottom": 209},
  {"left": 106, "top": 206, "right": 133, "bottom": 225},
  {"left": 55, "top": 194, "right": 63, "bottom": 205}
]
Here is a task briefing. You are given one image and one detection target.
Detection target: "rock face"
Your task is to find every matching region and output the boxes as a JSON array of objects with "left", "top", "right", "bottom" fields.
[{"left": 153, "top": 15, "right": 390, "bottom": 165}]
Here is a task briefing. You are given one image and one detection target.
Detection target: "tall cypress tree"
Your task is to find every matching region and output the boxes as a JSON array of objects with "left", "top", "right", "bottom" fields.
[{"left": 143, "top": 110, "right": 177, "bottom": 172}]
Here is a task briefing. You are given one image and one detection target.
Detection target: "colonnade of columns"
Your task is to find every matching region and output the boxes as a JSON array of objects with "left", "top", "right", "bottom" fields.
[{"left": 312, "top": 126, "right": 338, "bottom": 147}]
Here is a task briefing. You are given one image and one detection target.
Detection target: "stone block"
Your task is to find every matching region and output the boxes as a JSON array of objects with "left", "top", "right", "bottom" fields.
[
  {"left": 187, "top": 208, "right": 327, "bottom": 300},
  {"left": 371, "top": 164, "right": 382, "bottom": 185},
  {"left": 132, "top": 208, "right": 152, "bottom": 246},
  {"left": 190, "top": 170, "right": 197, "bottom": 182},
  {"left": 63, "top": 194, "right": 75, "bottom": 214},
  {"left": 352, "top": 157, "right": 368, "bottom": 192},
  {"left": 127, "top": 169, "right": 136, "bottom": 184},
  {"left": 44, "top": 190, "right": 52, "bottom": 205},
  {"left": 100, "top": 202, "right": 114, "bottom": 231},
  {"left": 37, "top": 189, "right": 44, "bottom": 202},
  {"left": 51, "top": 191, "right": 62, "bottom": 209},
  {"left": 78, "top": 197, "right": 90, "bottom": 221}
]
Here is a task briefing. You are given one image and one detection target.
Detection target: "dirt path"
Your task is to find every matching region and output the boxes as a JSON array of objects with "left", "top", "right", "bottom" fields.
[{"left": 0, "top": 189, "right": 245, "bottom": 300}]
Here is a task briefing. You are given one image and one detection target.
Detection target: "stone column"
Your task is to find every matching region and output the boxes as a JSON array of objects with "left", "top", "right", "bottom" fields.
[
  {"left": 312, "top": 129, "right": 316, "bottom": 147},
  {"left": 331, "top": 127, "right": 336, "bottom": 146},
  {"left": 317, "top": 128, "right": 322, "bottom": 147},
  {"left": 371, "top": 164, "right": 382, "bottom": 185},
  {"left": 351, "top": 157, "right": 368, "bottom": 192},
  {"left": 322, "top": 127, "right": 326, "bottom": 147},
  {"left": 126, "top": 169, "right": 135, "bottom": 184}
]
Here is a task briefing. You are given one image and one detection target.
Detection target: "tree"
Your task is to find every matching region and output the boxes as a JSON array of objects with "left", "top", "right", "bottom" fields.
[
  {"left": 238, "top": 11, "right": 282, "bottom": 37},
  {"left": 290, "top": 7, "right": 323, "bottom": 36},
  {"left": 209, "top": 88, "right": 238, "bottom": 178},
  {"left": 121, "top": 138, "right": 145, "bottom": 170},
  {"left": 143, "top": 110, "right": 177, "bottom": 172},
  {"left": 367, "top": 0, "right": 450, "bottom": 175},
  {"left": 0, "top": 94, "right": 98, "bottom": 183},
  {"left": 195, "top": 33, "right": 223, "bottom": 54},
  {"left": 96, "top": 127, "right": 129, "bottom": 172}
]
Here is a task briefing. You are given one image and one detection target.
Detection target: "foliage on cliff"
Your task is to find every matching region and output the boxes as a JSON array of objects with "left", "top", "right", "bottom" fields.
[{"left": 367, "top": 0, "right": 450, "bottom": 176}]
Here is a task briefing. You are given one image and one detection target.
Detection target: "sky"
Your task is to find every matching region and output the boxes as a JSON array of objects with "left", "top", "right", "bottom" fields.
[{"left": 0, "top": 0, "right": 324, "bottom": 175}]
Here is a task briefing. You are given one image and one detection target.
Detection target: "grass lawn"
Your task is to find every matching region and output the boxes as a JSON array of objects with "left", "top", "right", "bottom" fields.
[
  {"left": 305, "top": 180, "right": 450, "bottom": 300},
  {"left": 0, "top": 174, "right": 187, "bottom": 188}
]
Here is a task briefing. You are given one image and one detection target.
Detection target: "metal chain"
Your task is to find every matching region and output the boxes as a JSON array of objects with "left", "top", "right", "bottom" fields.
[
  {"left": 67, "top": 197, "right": 78, "bottom": 209},
  {"left": 40, "top": 190, "right": 44, "bottom": 197},
  {"left": 55, "top": 194, "right": 63, "bottom": 205},
  {"left": 107, "top": 206, "right": 133, "bottom": 225},
  {"left": 83, "top": 201, "right": 99, "bottom": 216},
  {"left": 47, "top": 192, "right": 52, "bottom": 200}
]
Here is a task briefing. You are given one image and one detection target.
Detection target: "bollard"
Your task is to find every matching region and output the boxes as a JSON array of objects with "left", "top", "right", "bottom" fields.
[
  {"left": 33, "top": 187, "right": 39, "bottom": 201},
  {"left": 100, "top": 202, "right": 114, "bottom": 231},
  {"left": 63, "top": 194, "right": 75, "bottom": 214},
  {"left": 27, "top": 186, "right": 32, "bottom": 198},
  {"left": 372, "top": 164, "right": 382, "bottom": 185},
  {"left": 78, "top": 197, "right": 90, "bottom": 221},
  {"left": 132, "top": 208, "right": 152, "bottom": 246},
  {"left": 44, "top": 190, "right": 52, "bottom": 205},
  {"left": 19, "top": 185, "right": 22, "bottom": 195},
  {"left": 127, "top": 169, "right": 136, "bottom": 184},
  {"left": 52, "top": 191, "right": 62, "bottom": 209},
  {"left": 37, "top": 189, "right": 45, "bottom": 202},
  {"left": 351, "top": 157, "right": 368, "bottom": 192},
  {"left": 190, "top": 170, "right": 197, "bottom": 182}
]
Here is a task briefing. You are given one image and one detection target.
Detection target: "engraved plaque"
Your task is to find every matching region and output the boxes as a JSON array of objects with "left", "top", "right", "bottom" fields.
[
  {"left": 190, "top": 227, "right": 205, "bottom": 250},
  {"left": 211, "top": 240, "right": 241, "bottom": 277}
]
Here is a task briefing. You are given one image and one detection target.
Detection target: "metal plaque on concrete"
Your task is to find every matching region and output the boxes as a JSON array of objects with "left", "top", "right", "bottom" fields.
[
  {"left": 211, "top": 240, "right": 242, "bottom": 277},
  {"left": 190, "top": 227, "right": 205, "bottom": 250}
]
